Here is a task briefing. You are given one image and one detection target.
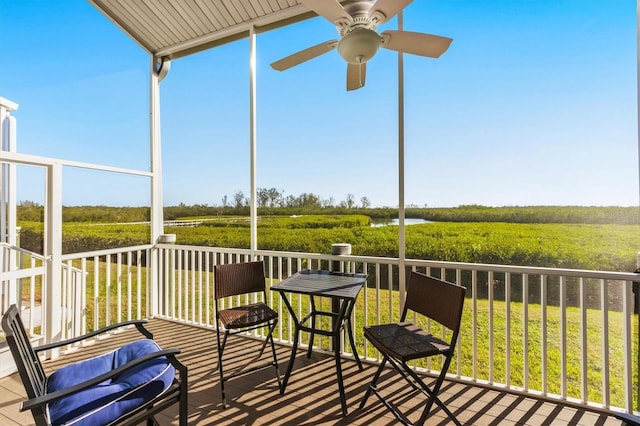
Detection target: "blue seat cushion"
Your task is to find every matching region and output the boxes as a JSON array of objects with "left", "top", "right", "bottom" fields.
[{"left": 46, "top": 339, "right": 175, "bottom": 426}]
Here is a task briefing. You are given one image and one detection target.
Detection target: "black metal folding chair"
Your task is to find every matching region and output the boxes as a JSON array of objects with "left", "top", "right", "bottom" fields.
[
  {"left": 2, "top": 304, "right": 188, "bottom": 426},
  {"left": 214, "top": 260, "right": 282, "bottom": 407},
  {"left": 359, "top": 271, "right": 466, "bottom": 425}
]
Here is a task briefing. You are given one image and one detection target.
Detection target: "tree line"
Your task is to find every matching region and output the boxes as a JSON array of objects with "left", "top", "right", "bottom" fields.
[
  {"left": 222, "top": 188, "right": 370, "bottom": 209},
  {"left": 14, "top": 199, "right": 640, "bottom": 225}
]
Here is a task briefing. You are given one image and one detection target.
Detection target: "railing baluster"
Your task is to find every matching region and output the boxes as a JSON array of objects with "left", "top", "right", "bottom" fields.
[
  {"left": 136, "top": 250, "right": 142, "bottom": 319},
  {"left": 580, "top": 276, "right": 588, "bottom": 403},
  {"left": 191, "top": 249, "right": 196, "bottom": 323},
  {"left": 488, "top": 270, "right": 494, "bottom": 384},
  {"left": 169, "top": 248, "right": 175, "bottom": 319},
  {"left": 601, "top": 277, "right": 610, "bottom": 408},
  {"left": 105, "top": 254, "right": 111, "bottom": 326},
  {"left": 80, "top": 258, "right": 87, "bottom": 335},
  {"left": 127, "top": 252, "right": 132, "bottom": 321},
  {"left": 197, "top": 251, "right": 203, "bottom": 325},
  {"left": 185, "top": 250, "right": 191, "bottom": 320},
  {"left": 505, "top": 272, "right": 511, "bottom": 387},
  {"left": 456, "top": 268, "right": 463, "bottom": 377},
  {"left": 29, "top": 257, "right": 36, "bottom": 334},
  {"left": 177, "top": 249, "right": 183, "bottom": 320},
  {"left": 560, "top": 275, "right": 567, "bottom": 399},
  {"left": 472, "top": 269, "right": 478, "bottom": 381},
  {"left": 622, "top": 279, "right": 633, "bottom": 412},
  {"left": 116, "top": 252, "right": 122, "bottom": 323},
  {"left": 523, "top": 273, "right": 529, "bottom": 391},
  {"left": 541, "top": 274, "right": 547, "bottom": 395},
  {"left": 93, "top": 255, "right": 99, "bottom": 330}
]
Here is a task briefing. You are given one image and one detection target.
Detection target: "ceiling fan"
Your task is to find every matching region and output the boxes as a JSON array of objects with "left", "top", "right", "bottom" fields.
[{"left": 270, "top": 0, "right": 453, "bottom": 91}]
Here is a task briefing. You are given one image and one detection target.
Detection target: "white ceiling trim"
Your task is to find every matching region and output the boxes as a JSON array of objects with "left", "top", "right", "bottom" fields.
[
  {"left": 155, "top": 4, "right": 311, "bottom": 59},
  {"left": 89, "top": 0, "right": 322, "bottom": 60}
]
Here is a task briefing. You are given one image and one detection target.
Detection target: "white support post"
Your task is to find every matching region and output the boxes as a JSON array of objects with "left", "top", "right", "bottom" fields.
[
  {"left": 249, "top": 26, "right": 258, "bottom": 256},
  {"left": 1, "top": 97, "right": 19, "bottom": 307},
  {"left": 635, "top": 0, "right": 640, "bottom": 411},
  {"left": 397, "top": 13, "right": 406, "bottom": 303},
  {"left": 149, "top": 56, "right": 170, "bottom": 317},
  {"left": 44, "top": 162, "right": 63, "bottom": 352}
]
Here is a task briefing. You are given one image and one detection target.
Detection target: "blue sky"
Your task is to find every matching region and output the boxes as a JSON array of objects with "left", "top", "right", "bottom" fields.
[{"left": 0, "top": 0, "right": 637, "bottom": 208}]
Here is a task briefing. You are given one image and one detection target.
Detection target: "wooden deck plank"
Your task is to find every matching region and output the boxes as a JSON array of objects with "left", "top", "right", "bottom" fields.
[{"left": 0, "top": 318, "right": 626, "bottom": 425}]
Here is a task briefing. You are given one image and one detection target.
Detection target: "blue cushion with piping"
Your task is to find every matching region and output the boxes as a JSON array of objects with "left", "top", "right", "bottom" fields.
[{"left": 46, "top": 339, "right": 174, "bottom": 426}]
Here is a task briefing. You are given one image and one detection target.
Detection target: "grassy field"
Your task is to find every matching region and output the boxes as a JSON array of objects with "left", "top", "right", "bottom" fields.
[{"left": 18, "top": 217, "right": 640, "bottom": 272}]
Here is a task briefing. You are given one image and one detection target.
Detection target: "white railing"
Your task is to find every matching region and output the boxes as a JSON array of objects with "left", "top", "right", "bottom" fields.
[
  {"left": 13, "top": 243, "right": 640, "bottom": 416},
  {"left": 59, "top": 245, "right": 153, "bottom": 333},
  {"left": 402, "top": 259, "right": 637, "bottom": 414},
  {"left": 0, "top": 242, "right": 46, "bottom": 334}
]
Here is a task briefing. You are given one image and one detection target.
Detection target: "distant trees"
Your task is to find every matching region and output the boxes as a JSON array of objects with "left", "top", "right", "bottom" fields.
[
  {"left": 15, "top": 200, "right": 43, "bottom": 221},
  {"left": 232, "top": 191, "right": 245, "bottom": 208},
  {"left": 14, "top": 189, "right": 375, "bottom": 224},
  {"left": 15, "top": 201, "right": 640, "bottom": 227},
  {"left": 223, "top": 188, "right": 369, "bottom": 210},
  {"left": 345, "top": 193, "right": 355, "bottom": 209},
  {"left": 15, "top": 201, "right": 150, "bottom": 223}
]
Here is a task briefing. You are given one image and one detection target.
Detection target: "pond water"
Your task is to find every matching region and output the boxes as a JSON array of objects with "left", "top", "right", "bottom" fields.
[{"left": 370, "top": 218, "right": 433, "bottom": 227}]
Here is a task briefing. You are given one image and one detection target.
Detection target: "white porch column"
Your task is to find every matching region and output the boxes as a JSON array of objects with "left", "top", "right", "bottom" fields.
[
  {"left": 397, "top": 13, "right": 406, "bottom": 304},
  {"left": 149, "top": 56, "right": 170, "bottom": 317},
  {"left": 1, "top": 97, "right": 19, "bottom": 307},
  {"left": 249, "top": 26, "right": 258, "bottom": 256},
  {"left": 44, "top": 162, "right": 63, "bottom": 352},
  {"left": 634, "top": 0, "right": 640, "bottom": 412}
]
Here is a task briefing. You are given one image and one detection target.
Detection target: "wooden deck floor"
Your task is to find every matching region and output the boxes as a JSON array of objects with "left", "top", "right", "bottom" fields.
[{"left": 0, "top": 318, "right": 627, "bottom": 425}]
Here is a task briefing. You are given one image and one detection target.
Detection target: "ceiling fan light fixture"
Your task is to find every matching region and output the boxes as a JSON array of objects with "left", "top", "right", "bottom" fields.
[{"left": 337, "top": 28, "right": 381, "bottom": 64}]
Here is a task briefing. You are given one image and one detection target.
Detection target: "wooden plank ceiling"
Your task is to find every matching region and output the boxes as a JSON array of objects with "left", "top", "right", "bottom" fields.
[{"left": 89, "top": 0, "right": 327, "bottom": 60}]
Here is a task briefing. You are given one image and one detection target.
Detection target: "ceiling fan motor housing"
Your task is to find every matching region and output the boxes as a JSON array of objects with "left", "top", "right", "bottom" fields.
[
  {"left": 336, "top": 1, "right": 383, "bottom": 64},
  {"left": 337, "top": 28, "right": 381, "bottom": 64}
]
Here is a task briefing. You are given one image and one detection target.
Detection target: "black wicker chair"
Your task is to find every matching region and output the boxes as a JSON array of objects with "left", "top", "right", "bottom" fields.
[
  {"left": 359, "top": 271, "right": 466, "bottom": 425},
  {"left": 214, "top": 260, "right": 282, "bottom": 407},
  {"left": 2, "top": 304, "right": 188, "bottom": 426}
]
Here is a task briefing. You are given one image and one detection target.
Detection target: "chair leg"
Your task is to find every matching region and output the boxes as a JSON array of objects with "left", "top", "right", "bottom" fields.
[
  {"left": 267, "top": 319, "right": 282, "bottom": 392},
  {"left": 257, "top": 325, "right": 271, "bottom": 358},
  {"left": 216, "top": 325, "right": 229, "bottom": 408},
  {"left": 401, "top": 363, "right": 461, "bottom": 426},
  {"left": 361, "top": 354, "right": 459, "bottom": 426},
  {"left": 179, "top": 368, "right": 189, "bottom": 426},
  {"left": 359, "top": 355, "right": 389, "bottom": 410}
]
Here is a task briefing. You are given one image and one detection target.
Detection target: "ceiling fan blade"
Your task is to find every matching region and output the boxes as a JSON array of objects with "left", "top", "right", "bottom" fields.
[
  {"left": 271, "top": 40, "right": 338, "bottom": 71},
  {"left": 380, "top": 30, "right": 452, "bottom": 58},
  {"left": 346, "top": 62, "right": 366, "bottom": 91},
  {"left": 299, "top": 0, "right": 352, "bottom": 25},
  {"left": 369, "top": 0, "right": 413, "bottom": 24}
]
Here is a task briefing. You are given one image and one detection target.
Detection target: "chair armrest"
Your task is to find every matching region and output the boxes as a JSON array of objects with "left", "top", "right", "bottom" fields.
[
  {"left": 616, "top": 412, "right": 640, "bottom": 425},
  {"left": 21, "top": 348, "right": 183, "bottom": 412},
  {"left": 34, "top": 320, "right": 152, "bottom": 353}
]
